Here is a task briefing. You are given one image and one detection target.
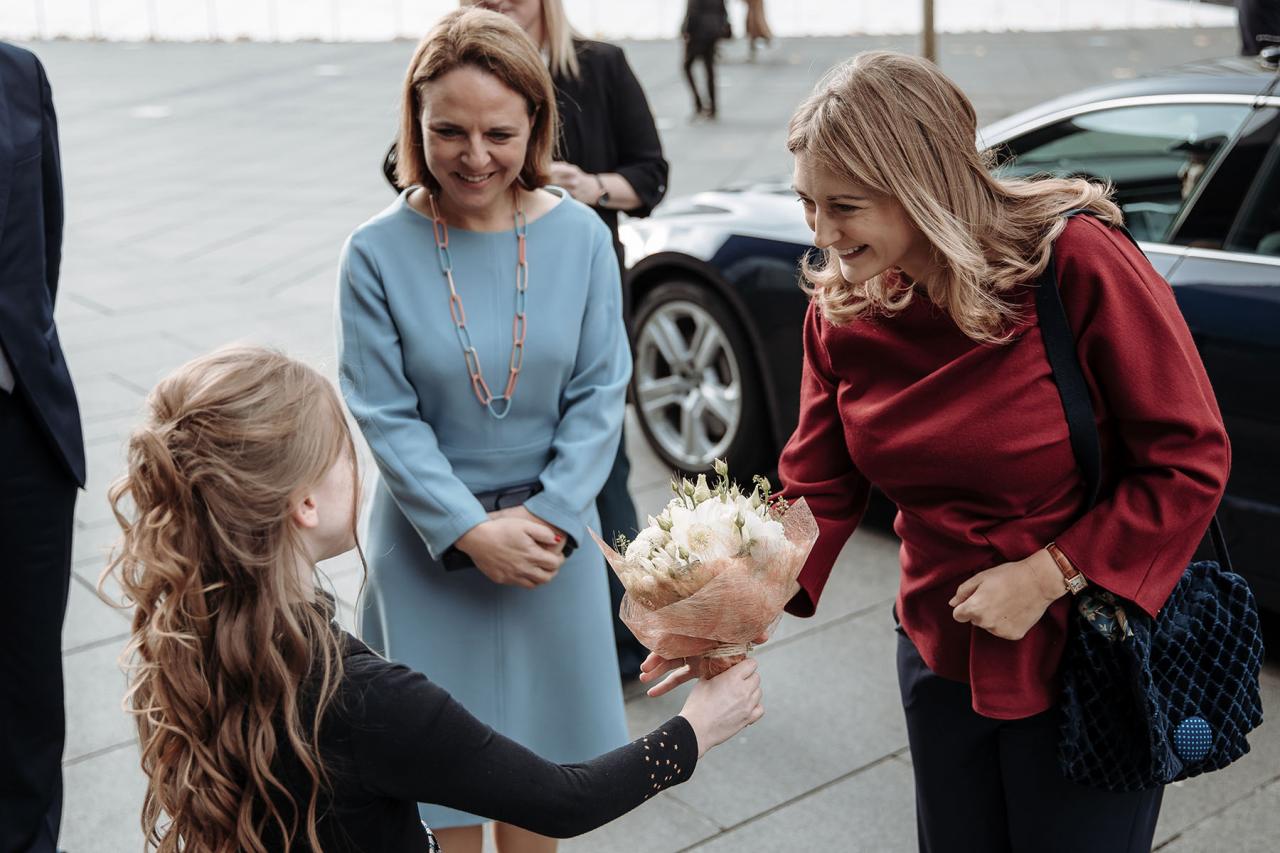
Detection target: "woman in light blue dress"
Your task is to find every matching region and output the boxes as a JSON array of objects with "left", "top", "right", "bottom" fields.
[{"left": 336, "top": 10, "right": 630, "bottom": 853}]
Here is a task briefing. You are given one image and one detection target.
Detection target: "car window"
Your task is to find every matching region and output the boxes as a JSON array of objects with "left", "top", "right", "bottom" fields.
[
  {"left": 993, "top": 103, "right": 1252, "bottom": 242},
  {"left": 1174, "top": 107, "right": 1280, "bottom": 254}
]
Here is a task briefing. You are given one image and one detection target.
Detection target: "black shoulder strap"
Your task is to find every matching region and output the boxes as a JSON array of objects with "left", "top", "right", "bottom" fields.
[{"left": 1036, "top": 210, "right": 1231, "bottom": 569}]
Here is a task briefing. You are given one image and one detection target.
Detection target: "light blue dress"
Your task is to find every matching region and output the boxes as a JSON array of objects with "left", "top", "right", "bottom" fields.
[{"left": 336, "top": 187, "right": 631, "bottom": 829}]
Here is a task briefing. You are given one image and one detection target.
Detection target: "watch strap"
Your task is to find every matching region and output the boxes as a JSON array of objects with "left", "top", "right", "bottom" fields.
[{"left": 1046, "top": 541, "right": 1088, "bottom": 594}]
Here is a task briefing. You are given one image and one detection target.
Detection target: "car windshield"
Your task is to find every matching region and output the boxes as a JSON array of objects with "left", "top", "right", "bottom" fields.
[{"left": 993, "top": 102, "right": 1253, "bottom": 241}]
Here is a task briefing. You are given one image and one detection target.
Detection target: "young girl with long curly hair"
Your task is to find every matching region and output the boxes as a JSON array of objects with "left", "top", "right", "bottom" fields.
[{"left": 104, "top": 346, "right": 763, "bottom": 853}]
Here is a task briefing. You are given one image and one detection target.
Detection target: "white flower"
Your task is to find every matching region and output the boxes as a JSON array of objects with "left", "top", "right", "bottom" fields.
[
  {"left": 624, "top": 526, "right": 667, "bottom": 561},
  {"left": 665, "top": 493, "right": 744, "bottom": 562},
  {"left": 741, "top": 510, "right": 787, "bottom": 561}
]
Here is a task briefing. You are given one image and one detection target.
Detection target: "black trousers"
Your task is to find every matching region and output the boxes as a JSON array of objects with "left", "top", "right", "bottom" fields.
[
  {"left": 1238, "top": 0, "right": 1280, "bottom": 55},
  {"left": 594, "top": 430, "right": 648, "bottom": 680},
  {"left": 0, "top": 388, "right": 77, "bottom": 853},
  {"left": 683, "top": 37, "right": 719, "bottom": 116},
  {"left": 896, "top": 626, "right": 1164, "bottom": 853}
]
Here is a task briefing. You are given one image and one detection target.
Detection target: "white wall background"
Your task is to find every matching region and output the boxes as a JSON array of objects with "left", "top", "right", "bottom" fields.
[{"left": 2, "top": 0, "right": 1237, "bottom": 42}]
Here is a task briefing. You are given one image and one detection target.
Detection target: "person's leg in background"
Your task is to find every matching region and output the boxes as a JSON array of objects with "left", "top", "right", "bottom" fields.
[
  {"left": 432, "top": 825, "right": 483, "bottom": 853},
  {"left": 703, "top": 41, "right": 719, "bottom": 119},
  {"left": 494, "top": 822, "right": 558, "bottom": 853},
  {"left": 1237, "top": 0, "right": 1280, "bottom": 56},
  {"left": 682, "top": 40, "right": 706, "bottom": 117},
  {"left": 595, "top": 436, "right": 647, "bottom": 681},
  {"left": 0, "top": 388, "right": 77, "bottom": 853}
]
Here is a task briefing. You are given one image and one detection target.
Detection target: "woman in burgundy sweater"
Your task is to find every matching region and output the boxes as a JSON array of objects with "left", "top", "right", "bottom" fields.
[{"left": 646, "top": 51, "right": 1229, "bottom": 852}]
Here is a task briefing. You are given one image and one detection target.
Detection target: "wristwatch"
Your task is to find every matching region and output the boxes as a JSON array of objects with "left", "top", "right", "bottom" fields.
[
  {"left": 1046, "top": 542, "right": 1088, "bottom": 595},
  {"left": 593, "top": 174, "right": 611, "bottom": 207}
]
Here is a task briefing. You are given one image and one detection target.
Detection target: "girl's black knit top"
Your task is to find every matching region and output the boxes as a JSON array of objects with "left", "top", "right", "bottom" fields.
[{"left": 272, "top": 633, "right": 696, "bottom": 851}]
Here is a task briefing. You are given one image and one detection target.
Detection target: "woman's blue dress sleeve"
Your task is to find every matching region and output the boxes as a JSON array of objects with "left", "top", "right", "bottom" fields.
[
  {"left": 523, "top": 226, "right": 632, "bottom": 546},
  {"left": 336, "top": 233, "right": 489, "bottom": 557}
]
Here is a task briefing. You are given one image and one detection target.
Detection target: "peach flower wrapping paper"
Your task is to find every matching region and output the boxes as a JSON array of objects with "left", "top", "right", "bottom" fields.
[{"left": 592, "top": 465, "right": 818, "bottom": 677}]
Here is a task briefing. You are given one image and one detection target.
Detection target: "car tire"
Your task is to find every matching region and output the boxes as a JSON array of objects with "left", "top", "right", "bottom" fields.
[{"left": 631, "top": 279, "right": 771, "bottom": 478}]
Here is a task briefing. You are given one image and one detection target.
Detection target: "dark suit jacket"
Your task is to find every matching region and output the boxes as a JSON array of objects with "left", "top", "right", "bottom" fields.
[{"left": 0, "top": 42, "right": 84, "bottom": 486}]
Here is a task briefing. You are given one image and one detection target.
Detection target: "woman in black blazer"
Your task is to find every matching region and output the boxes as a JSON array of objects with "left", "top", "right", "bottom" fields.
[{"left": 382, "top": 0, "right": 669, "bottom": 686}]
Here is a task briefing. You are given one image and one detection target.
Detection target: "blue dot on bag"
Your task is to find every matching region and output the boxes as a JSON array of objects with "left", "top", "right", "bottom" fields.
[{"left": 1172, "top": 716, "right": 1214, "bottom": 763}]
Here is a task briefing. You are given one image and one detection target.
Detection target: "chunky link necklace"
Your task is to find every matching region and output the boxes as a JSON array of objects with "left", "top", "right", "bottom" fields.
[{"left": 428, "top": 191, "right": 528, "bottom": 420}]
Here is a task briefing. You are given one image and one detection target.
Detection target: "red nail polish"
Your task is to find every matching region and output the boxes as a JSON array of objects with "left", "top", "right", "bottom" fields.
[{"left": 555, "top": 535, "right": 563, "bottom": 542}]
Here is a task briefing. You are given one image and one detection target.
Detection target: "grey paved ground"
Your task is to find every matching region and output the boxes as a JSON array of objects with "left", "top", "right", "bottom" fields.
[{"left": 23, "top": 26, "right": 1280, "bottom": 852}]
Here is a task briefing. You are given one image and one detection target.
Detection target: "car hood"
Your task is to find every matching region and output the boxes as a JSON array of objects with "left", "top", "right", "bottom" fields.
[{"left": 620, "top": 186, "right": 812, "bottom": 268}]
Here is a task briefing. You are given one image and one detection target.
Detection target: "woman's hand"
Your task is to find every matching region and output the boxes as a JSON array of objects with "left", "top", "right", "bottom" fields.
[
  {"left": 454, "top": 518, "right": 565, "bottom": 588},
  {"left": 548, "top": 161, "right": 594, "bottom": 204},
  {"left": 678, "top": 659, "right": 765, "bottom": 758},
  {"left": 639, "top": 632, "right": 771, "bottom": 698},
  {"left": 488, "top": 505, "right": 567, "bottom": 554},
  {"left": 949, "top": 549, "right": 1067, "bottom": 640}
]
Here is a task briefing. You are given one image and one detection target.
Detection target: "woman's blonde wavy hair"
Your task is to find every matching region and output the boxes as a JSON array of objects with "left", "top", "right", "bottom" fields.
[
  {"left": 788, "top": 50, "right": 1123, "bottom": 344},
  {"left": 102, "top": 345, "right": 359, "bottom": 852},
  {"left": 464, "top": 0, "right": 582, "bottom": 79}
]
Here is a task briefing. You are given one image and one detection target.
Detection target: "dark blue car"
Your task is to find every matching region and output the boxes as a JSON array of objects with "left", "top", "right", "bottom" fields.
[{"left": 621, "top": 55, "right": 1280, "bottom": 611}]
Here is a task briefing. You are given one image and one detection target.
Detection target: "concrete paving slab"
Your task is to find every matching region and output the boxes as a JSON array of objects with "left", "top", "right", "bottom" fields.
[
  {"left": 60, "top": 744, "right": 147, "bottom": 853},
  {"left": 62, "top": 573, "right": 131, "bottom": 655},
  {"left": 62, "top": 642, "right": 135, "bottom": 763},
  {"left": 562, "top": 787, "right": 723, "bottom": 853},
  {"left": 1158, "top": 779, "right": 1280, "bottom": 853},
  {"left": 690, "top": 755, "right": 918, "bottom": 853}
]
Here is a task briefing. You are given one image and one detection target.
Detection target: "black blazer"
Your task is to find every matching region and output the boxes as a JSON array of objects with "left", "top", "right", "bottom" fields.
[{"left": 0, "top": 42, "right": 84, "bottom": 486}]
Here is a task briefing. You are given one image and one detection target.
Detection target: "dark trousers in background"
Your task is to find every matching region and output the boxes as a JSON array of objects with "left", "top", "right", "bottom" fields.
[
  {"left": 0, "top": 388, "right": 77, "bottom": 853},
  {"left": 1237, "top": 0, "right": 1280, "bottom": 55},
  {"left": 594, "top": 430, "right": 648, "bottom": 680},
  {"left": 683, "top": 37, "right": 719, "bottom": 117},
  {"left": 896, "top": 626, "right": 1164, "bottom": 853}
]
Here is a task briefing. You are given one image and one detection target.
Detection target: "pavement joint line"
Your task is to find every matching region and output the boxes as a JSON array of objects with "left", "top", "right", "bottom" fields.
[
  {"left": 63, "top": 632, "right": 132, "bottom": 658},
  {"left": 109, "top": 371, "right": 151, "bottom": 396},
  {"left": 65, "top": 291, "right": 117, "bottom": 317},
  {"left": 1152, "top": 770, "right": 1280, "bottom": 850},
  {"left": 174, "top": 217, "right": 294, "bottom": 264},
  {"left": 242, "top": 240, "right": 342, "bottom": 288},
  {"left": 70, "top": 567, "right": 111, "bottom": 599},
  {"left": 676, "top": 747, "right": 912, "bottom": 850},
  {"left": 62, "top": 738, "right": 136, "bottom": 769}
]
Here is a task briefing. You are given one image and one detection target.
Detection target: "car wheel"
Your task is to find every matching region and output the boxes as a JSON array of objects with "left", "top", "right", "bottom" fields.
[{"left": 631, "top": 280, "right": 770, "bottom": 477}]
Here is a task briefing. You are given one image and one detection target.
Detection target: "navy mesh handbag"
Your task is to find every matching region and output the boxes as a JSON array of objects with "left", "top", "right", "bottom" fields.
[{"left": 1037, "top": 213, "right": 1265, "bottom": 792}]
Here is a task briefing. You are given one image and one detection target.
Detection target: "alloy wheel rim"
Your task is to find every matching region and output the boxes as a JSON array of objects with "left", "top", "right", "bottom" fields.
[{"left": 634, "top": 299, "right": 742, "bottom": 469}]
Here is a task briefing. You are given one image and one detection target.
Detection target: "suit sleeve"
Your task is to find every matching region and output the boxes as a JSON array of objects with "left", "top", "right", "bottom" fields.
[
  {"left": 1052, "top": 218, "right": 1230, "bottom": 617},
  {"left": 778, "top": 304, "right": 872, "bottom": 617},
  {"left": 606, "top": 48, "right": 668, "bottom": 218},
  {"left": 37, "top": 56, "right": 63, "bottom": 303},
  {"left": 523, "top": 225, "right": 632, "bottom": 546},
  {"left": 351, "top": 661, "right": 697, "bottom": 837},
  {"left": 336, "top": 234, "right": 489, "bottom": 557}
]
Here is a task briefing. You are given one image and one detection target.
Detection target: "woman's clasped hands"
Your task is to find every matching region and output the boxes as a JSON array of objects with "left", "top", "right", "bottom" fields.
[{"left": 454, "top": 506, "right": 568, "bottom": 589}]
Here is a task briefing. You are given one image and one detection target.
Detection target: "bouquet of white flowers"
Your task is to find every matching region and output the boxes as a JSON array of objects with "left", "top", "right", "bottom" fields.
[{"left": 592, "top": 460, "right": 817, "bottom": 678}]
